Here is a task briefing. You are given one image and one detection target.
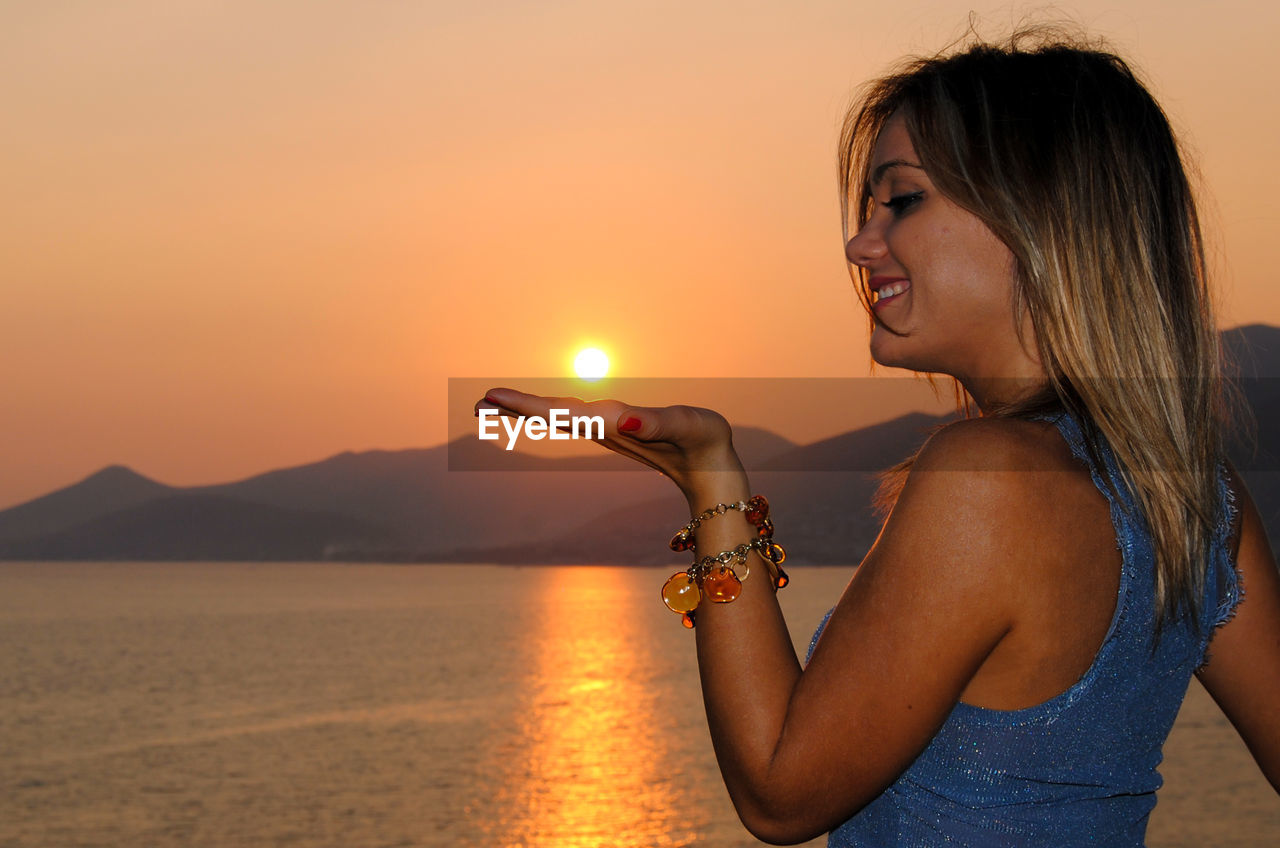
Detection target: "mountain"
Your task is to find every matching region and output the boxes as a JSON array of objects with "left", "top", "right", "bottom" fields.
[
  {"left": 1221, "top": 324, "right": 1280, "bottom": 529},
  {"left": 444, "top": 469, "right": 891, "bottom": 566},
  {"left": 1222, "top": 324, "right": 1280, "bottom": 471},
  {"left": 0, "top": 466, "right": 173, "bottom": 544},
  {"left": 2, "top": 325, "right": 1277, "bottom": 563},
  {"left": 0, "top": 494, "right": 388, "bottom": 561},
  {"left": 758, "top": 412, "right": 954, "bottom": 472},
  {"left": 0, "top": 426, "right": 801, "bottom": 563}
]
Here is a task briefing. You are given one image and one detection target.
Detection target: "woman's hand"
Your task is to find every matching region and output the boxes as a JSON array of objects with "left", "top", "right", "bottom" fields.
[{"left": 475, "top": 387, "right": 749, "bottom": 507}]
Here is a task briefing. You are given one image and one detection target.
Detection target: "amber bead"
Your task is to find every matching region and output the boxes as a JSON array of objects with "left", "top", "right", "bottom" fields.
[
  {"left": 765, "top": 542, "right": 786, "bottom": 565},
  {"left": 702, "top": 567, "right": 742, "bottom": 603},
  {"left": 669, "top": 528, "right": 694, "bottom": 552},
  {"left": 744, "top": 495, "right": 769, "bottom": 525},
  {"left": 661, "top": 572, "right": 701, "bottom": 613},
  {"left": 756, "top": 517, "right": 774, "bottom": 538},
  {"left": 774, "top": 566, "right": 789, "bottom": 589},
  {"left": 681, "top": 611, "right": 696, "bottom": 628}
]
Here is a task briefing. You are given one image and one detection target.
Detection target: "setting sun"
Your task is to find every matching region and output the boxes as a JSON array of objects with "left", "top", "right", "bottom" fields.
[{"left": 573, "top": 347, "right": 610, "bottom": 381}]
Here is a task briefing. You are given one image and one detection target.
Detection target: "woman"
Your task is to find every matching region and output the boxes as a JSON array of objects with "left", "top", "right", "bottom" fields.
[{"left": 479, "top": 30, "right": 1280, "bottom": 846}]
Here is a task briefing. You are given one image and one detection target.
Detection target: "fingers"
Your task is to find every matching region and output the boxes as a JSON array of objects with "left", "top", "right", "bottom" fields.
[
  {"left": 476, "top": 388, "right": 628, "bottom": 440},
  {"left": 476, "top": 390, "right": 732, "bottom": 447},
  {"left": 614, "top": 408, "right": 666, "bottom": 441},
  {"left": 613, "top": 404, "right": 732, "bottom": 449},
  {"left": 476, "top": 388, "right": 573, "bottom": 426},
  {"left": 476, "top": 387, "right": 567, "bottom": 419},
  {"left": 473, "top": 390, "right": 740, "bottom": 481}
]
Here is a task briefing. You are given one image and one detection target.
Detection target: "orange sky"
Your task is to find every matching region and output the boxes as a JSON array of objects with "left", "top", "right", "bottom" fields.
[{"left": 3, "top": 1, "right": 1279, "bottom": 509}]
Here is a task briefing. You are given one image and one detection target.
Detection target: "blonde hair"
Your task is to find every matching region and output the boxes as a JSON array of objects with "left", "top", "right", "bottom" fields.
[{"left": 840, "top": 28, "right": 1227, "bottom": 629}]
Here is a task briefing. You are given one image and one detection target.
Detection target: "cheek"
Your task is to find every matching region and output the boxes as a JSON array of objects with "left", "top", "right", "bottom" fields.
[
  {"left": 886, "top": 213, "right": 1017, "bottom": 316},
  {"left": 961, "top": 217, "right": 1016, "bottom": 280},
  {"left": 882, "top": 219, "right": 932, "bottom": 274},
  {"left": 943, "top": 231, "right": 1017, "bottom": 312}
]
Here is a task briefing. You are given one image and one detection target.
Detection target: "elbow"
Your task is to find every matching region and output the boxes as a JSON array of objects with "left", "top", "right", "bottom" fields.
[
  {"left": 729, "top": 770, "right": 880, "bottom": 844},
  {"left": 725, "top": 752, "right": 878, "bottom": 843},
  {"left": 733, "top": 794, "right": 837, "bottom": 846},
  {"left": 739, "top": 816, "right": 825, "bottom": 846}
]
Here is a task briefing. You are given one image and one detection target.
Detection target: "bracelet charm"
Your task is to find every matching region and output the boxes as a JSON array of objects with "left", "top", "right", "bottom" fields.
[{"left": 659, "top": 494, "right": 788, "bottom": 628}]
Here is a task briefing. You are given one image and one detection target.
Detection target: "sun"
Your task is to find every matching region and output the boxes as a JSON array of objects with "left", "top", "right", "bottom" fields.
[{"left": 573, "top": 347, "right": 610, "bottom": 381}]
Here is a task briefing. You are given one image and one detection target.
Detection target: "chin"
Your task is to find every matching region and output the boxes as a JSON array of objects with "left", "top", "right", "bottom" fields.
[
  {"left": 869, "top": 327, "right": 915, "bottom": 370},
  {"left": 869, "top": 329, "right": 947, "bottom": 375}
]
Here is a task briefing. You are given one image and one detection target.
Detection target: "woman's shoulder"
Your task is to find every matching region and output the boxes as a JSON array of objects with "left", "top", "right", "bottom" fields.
[
  {"left": 889, "top": 415, "right": 1108, "bottom": 582},
  {"left": 878, "top": 416, "right": 1123, "bottom": 710},
  {"left": 857, "top": 412, "right": 1119, "bottom": 709},
  {"left": 910, "top": 415, "right": 1079, "bottom": 476},
  {"left": 886, "top": 415, "right": 1097, "bottom": 549}
]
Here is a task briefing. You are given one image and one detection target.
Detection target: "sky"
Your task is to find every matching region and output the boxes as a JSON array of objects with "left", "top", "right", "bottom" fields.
[{"left": 3, "top": 0, "right": 1280, "bottom": 509}]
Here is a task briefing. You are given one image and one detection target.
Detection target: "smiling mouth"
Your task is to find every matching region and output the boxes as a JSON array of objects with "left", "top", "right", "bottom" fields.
[{"left": 872, "top": 280, "right": 910, "bottom": 304}]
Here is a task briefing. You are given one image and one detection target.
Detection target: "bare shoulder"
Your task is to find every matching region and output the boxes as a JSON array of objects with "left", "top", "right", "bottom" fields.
[
  {"left": 875, "top": 415, "right": 1120, "bottom": 709},
  {"left": 871, "top": 416, "right": 1088, "bottom": 610},
  {"left": 895, "top": 416, "right": 1085, "bottom": 540},
  {"left": 794, "top": 421, "right": 1076, "bottom": 812},
  {"left": 785, "top": 414, "right": 1122, "bottom": 813},
  {"left": 912, "top": 415, "right": 1076, "bottom": 474}
]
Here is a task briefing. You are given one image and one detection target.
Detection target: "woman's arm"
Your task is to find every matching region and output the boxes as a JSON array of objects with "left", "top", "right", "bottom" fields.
[
  {"left": 478, "top": 391, "right": 1046, "bottom": 843},
  {"left": 1195, "top": 467, "right": 1280, "bottom": 792},
  {"left": 688, "top": 419, "right": 1049, "bottom": 843}
]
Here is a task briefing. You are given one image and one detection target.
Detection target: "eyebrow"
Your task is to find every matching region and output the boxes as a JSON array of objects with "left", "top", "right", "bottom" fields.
[{"left": 869, "top": 159, "right": 925, "bottom": 187}]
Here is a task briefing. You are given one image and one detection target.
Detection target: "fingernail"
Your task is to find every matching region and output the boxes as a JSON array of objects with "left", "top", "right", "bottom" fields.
[{"left": 619, "top": 417, "right": 641, "bottom": 432}]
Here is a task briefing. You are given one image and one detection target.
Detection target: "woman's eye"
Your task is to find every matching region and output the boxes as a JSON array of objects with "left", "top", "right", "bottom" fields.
[{"left": 884, "top": 191, "right": 923, "bottom": 216}]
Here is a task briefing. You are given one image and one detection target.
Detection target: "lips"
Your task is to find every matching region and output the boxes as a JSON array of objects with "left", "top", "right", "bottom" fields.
[{"left": 869, "top": 276, "right": 910, "bottom": 307}]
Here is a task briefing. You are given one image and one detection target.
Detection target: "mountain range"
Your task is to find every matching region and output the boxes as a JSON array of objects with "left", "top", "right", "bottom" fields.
[{"left": 2, "top": 325, "right": 1277, "bottom": 565}]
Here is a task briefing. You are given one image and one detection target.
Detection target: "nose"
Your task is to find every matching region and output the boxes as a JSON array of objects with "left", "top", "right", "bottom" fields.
[{"left": 845, "top": 220, "right": 886, "bottom": 268}]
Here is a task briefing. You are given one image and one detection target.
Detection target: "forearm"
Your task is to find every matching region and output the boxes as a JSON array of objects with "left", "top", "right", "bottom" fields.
[{"left": 682, "top": 476, "right": 806, "bottom": 831}]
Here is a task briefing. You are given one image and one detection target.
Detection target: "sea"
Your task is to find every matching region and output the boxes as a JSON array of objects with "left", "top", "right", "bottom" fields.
[{"left": 1, "top": 563, "right": 1276, "bottom": 847}]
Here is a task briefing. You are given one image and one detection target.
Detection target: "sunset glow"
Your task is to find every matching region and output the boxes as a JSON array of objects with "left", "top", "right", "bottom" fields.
[{"left": 2, "top": 2, "right": 1279, "bottom": 507}]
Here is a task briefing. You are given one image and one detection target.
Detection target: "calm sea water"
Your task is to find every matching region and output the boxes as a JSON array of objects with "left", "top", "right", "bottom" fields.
[{"left": 0, "top": 563, "right": 1275, "bottom": 847}]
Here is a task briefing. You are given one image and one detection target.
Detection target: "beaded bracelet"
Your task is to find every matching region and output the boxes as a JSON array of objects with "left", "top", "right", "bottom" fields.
[
  {"left": 669, "top": 494, "right": 774, "bottom": 552},
  {"left": 661, "top": 494, "right": 788, "bottom": 628}
]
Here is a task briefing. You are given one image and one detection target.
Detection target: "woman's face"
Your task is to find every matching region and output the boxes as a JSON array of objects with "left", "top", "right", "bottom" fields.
[{"left": 846, "top": 113, "right": 1036, "bottom": 384}]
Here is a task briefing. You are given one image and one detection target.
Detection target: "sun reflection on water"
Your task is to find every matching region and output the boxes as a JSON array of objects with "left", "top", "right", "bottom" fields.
[{"left": 483, "top": 567, "right": 701, "bottom": 847}]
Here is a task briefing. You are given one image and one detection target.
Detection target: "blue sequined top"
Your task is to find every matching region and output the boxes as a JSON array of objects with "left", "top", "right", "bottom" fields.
[{"left": 808, "top": 410, "right": 1242, "bottom": 847}]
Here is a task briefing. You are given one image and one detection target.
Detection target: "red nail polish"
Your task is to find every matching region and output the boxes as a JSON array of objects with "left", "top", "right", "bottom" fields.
[
  {"left": 619, "top": 417, "right": 641, "bottom": 432},
  {"left": 484, "top": 395, "right": 499, "bottom": 405}
]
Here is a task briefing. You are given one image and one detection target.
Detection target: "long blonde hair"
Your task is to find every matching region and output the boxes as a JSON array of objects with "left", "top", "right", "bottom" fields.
[{"left": 840, "top": 28, "right": 1227, "bottom": 629}]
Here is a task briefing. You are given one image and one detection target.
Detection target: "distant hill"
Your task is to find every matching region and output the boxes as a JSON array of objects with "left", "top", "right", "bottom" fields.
[
  {"left": 0, "top": 494, "right": 388, "bottom": 561},
  {"left": 1222, "top": 324, "right": 1280, "bottom": 528},
  {"left": 1, "top": 325, "right": 1277, "bottom": 563},
  {"left": 0, "top": 426, "right": 803, "bottom": 563},
  {"left": 757, "top": 412, "right": 954, "bottom": 472},
  {"left": 0, "top": 465, "right": 173, "bottom": 543}
]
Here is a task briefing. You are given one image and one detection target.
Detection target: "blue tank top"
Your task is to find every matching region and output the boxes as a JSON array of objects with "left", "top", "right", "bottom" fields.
[{"left": 808, "top": 411, "right": 1242, "bottom": 847}]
